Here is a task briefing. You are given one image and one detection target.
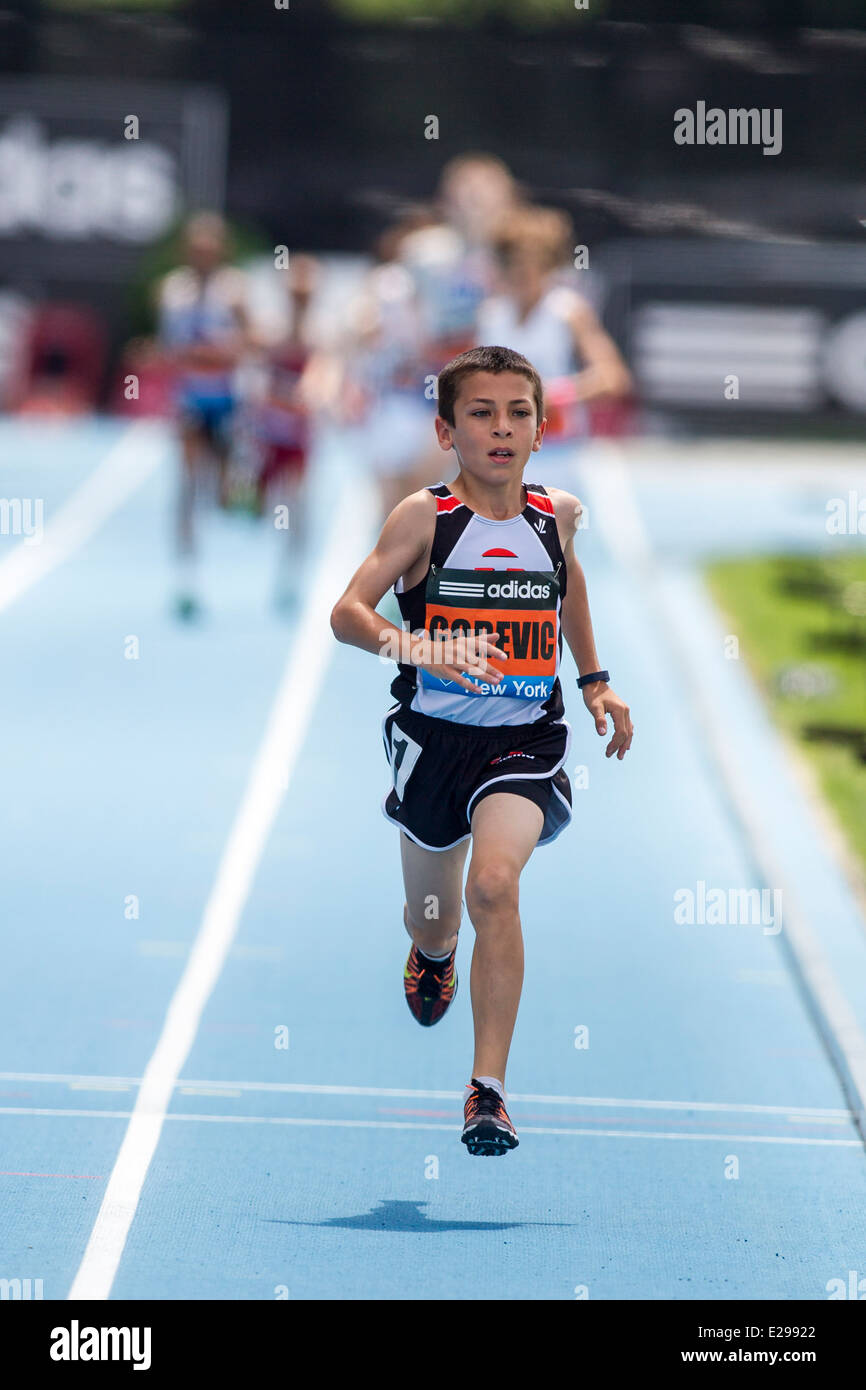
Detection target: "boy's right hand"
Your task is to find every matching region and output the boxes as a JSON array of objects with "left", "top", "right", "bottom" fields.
[{"left": 410, "top": 630, "right": 507, "bottom": 695}]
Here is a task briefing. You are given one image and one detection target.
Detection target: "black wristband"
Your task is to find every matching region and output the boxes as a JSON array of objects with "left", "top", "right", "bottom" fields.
[{"left": 577, "top": 669, "right": 610, "bottom": 689}]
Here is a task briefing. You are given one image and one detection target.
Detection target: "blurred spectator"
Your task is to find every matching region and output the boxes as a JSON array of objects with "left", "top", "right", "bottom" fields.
[
  {"left": 0, "top": 292, "right": 33, "bottom": 412},
  {"left": 11, "top": 302, "right": 106, "bottom": 416}
]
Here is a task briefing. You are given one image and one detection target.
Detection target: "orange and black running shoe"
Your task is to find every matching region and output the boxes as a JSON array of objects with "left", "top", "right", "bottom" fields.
[
  {"left": 403, "top": 942, "right": 458, "bottom": 1027},
  {"left": 461, "top": 1078, "right": 519, "bottom": 1156}
]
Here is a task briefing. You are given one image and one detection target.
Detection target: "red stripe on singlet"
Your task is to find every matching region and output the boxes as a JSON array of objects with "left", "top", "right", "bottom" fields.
[{"left": 525, "top": 490, "right": 555, "bottom": 515}]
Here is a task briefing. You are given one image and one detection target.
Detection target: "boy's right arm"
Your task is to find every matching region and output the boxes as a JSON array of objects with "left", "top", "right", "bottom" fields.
[
  {"left": 329, "top": 490, "right": 433, "bottom": 659},
  {"left": 329, "top": 490, "right": 507, "bottom": 692}
]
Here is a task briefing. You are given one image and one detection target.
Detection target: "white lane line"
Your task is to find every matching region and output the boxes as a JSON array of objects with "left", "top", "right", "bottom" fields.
[
  {"left": 178, "top": 1088, "right": 242, "bottom": 1098},
  {"left": 0, "top": 1109, "right": 132, "bottom": 1120},
  {"left": 578, "top": 442, "right": 866, "bottom": 1149},
  {"left": 0, "top": 1108, "right": 859, "bottom": 1147},
  {"left": 66, "top": 470, "right": 379, "bottom": 1302},
  {"left": 135, "top": 941, "right": 286, "bottom": 960},
  {"left": 0, "top": 420, "right": 166, "bottom": 614},
  {"left": 0, "top": 1072, "right": 852, "bottom": 1119},
  {"left": 68, "top": 1082, "right": 132, "bottom": 1093}
]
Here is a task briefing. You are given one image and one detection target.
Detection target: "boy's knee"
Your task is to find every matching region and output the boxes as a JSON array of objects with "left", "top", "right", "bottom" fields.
[{"left": 465, "top": 862, "right": 519, "bottom": 920}]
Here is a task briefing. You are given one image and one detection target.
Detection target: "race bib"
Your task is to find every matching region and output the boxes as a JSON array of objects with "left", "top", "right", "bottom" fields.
[{"left": 421, "top": 566, "right": 560, "bottom": 700}]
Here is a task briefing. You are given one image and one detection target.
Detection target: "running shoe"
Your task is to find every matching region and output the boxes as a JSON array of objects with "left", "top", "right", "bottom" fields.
[
  {"left": 403, "top": 941, "right": 458, "bottom": 1027},
  {"left": 461, "top": 1078, "right": 519, "bottom": 1156},
  {"left": 174, "top": 592, "right": 202, "bottom": 622}
]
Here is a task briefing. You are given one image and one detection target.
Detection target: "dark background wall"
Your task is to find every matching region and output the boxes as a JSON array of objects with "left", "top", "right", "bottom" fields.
[
  {"left": 1, "top": 3, "right": 865, "bottom": 252},
  {"left": 3, "top": 2, "right": 866, "bottom": 427}
]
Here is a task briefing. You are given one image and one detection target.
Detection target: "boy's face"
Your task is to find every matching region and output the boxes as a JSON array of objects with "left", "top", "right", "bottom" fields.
[{"left": 436, "top": 370, "right": 546, "bottom": 480}]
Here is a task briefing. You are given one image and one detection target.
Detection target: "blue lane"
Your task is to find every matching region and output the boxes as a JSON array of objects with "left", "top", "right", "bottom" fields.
[
  {"left": 0, "top": 417, "right": 126, "bottom": 514},
  {"left": 0, "top": 418, "right": 308, "bottom": 1296},
  {"left": 113, "top": 438, "right": 866, "bottom": 1299},
  {"left": 1, "top": 423, "right": 865, "bottom": 1300}
]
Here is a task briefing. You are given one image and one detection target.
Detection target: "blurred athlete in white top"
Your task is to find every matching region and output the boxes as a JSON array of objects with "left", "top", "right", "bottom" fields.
[
  {"left": 341, "top": 212, "right": 437, "bottom": 519},
  {"left": 477, "top": 206, "right": 632, "bottom": 490},
  {"left": 395, "top": 155, "right": 526, "bottom": 495},
  {"left": 155, "top": 212, "right": 250, "bottom": 620},
  {"left": 402, "top": 154, "right": 522, "bottom": 369}
]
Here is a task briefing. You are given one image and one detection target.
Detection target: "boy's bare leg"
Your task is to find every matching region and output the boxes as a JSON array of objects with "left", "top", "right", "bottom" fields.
[
  {"left": 465, "top": 792, "right": 544, "bottom": 1085},
  {"left": 400, "top": 830, "right": 470, "bottom": 958},
  {"left": 177, "top": 424, "right": 202, "bottom": 557}
]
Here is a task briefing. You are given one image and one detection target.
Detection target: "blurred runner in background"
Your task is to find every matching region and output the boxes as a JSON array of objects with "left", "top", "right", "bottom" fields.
[
  {"left": 248, "top": 253, "right": 320, "bottom": 612},
  {"left": 394, "top": 154, "right": 525, "bottom": 496},
  {"left": 155, "top": 212, "right": 251, "bottom": 621},
  {"left": 405, "top": 153, "right": 524, "bottom": 366},
  {"left": 342, "top": 211, "right": 435, "bottom": 519},
  {"left": 477, "top": 205, "right": 633, "bottom": 490},
  {"left": 328, "top": 158, "right": 524, "bottom": 521}
]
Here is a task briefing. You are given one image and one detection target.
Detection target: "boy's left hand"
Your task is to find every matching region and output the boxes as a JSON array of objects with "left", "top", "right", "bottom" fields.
[{"left": 583, "top": 684, "right": 633, "bottom": 760}]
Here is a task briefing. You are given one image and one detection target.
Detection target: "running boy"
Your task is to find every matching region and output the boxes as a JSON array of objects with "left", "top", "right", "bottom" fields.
[{"left": 329, "top": 345, "right": 633, "bottom": 1156}]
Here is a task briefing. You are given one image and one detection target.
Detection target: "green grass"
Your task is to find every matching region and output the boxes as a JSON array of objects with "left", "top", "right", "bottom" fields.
[{"left": 705, "top": 552, "right": 866, "bottom": 872}]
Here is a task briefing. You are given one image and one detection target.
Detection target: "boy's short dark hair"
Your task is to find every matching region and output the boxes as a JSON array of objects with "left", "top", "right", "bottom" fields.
[{"left": 436, "top": 345, "right": 544, "bottom": 428}]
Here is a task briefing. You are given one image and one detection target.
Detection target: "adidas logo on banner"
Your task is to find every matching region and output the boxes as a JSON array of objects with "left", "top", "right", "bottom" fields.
[{"left": 439, "top": 581, "right": 485, "bottom": 597}]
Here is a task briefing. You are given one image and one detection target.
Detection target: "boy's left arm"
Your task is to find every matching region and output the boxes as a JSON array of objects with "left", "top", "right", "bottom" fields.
[{"left": 551, "top": 489, "right": 634, "bottom": 760}]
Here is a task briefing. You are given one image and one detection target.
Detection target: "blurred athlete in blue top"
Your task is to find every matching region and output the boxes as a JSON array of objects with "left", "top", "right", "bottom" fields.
[{"left": 156, "top": 212, "right": 250, "bottom": 620}]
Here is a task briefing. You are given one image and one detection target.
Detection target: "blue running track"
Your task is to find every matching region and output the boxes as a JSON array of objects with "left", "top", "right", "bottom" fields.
[{"left": 1, "top": 419, "right": 866, "bottom": 1301}]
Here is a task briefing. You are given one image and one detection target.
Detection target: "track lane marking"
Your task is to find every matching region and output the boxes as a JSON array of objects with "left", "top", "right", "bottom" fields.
[
  {"left": 66, "top": 470, "right": 378, "bottom": 1301},
  {"left": 0, "top": 1107, "right": 859, "bottom": 1147},
  {"left": 0, "top": 421, "right": 166, "bottom": 614},
  {"left": 0, "top": 1072, "right": 852, "bottom": 1118}
]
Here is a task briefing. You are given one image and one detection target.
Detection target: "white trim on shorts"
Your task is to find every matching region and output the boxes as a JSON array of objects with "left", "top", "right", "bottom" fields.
[
  {"left": 543, "top": 778, "right": 575, "bottom": 844},
  {"left": 380, "top": 791, "right": 472, "bottom": 853},
  {"left": 464, "top": 718, "right": 572, "bottom": 838}
]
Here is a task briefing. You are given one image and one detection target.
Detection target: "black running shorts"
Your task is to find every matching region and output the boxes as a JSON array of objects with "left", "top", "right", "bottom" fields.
[{"left": 381, "top": 704, "right": 573, "bottom": 852}]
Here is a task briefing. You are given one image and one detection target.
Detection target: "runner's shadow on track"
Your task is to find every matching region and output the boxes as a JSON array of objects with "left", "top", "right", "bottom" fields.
[{"left": 266, "top": 1199, "right": 570, "bottom": 1233}]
